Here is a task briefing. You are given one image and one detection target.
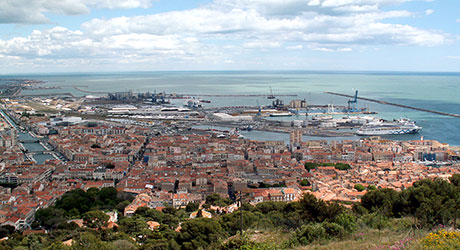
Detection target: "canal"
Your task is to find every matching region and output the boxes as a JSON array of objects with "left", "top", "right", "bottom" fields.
[
  {"left": 19, "top": 132, "right": 54, "bottom": 164},
  {"left": 1, "top": 110, "right": 54, "bottom": 164}
]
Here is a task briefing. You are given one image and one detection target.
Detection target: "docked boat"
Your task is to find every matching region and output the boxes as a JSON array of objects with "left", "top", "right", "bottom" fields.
[
  {"left": 270, "top": 112, "right": 293, "bottom": 117},
  {"left": 356, "top": 119, "right": 421, "bottom": 136},
  {"left": 183, "top": 98, "right": 202, "bottom": 109}
]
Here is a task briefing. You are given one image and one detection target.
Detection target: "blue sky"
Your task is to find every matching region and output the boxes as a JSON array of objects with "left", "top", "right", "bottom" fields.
[{"left": 0, "top": 0, "right": 459, "bottom": 74}]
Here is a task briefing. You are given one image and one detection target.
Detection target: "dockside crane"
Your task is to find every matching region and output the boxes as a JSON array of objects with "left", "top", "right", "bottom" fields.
[
  {"left": 347, "top": 90, "right": 358, "bottom": 112},
  {"left": 256, "top": 100, "right": 261, "bottom": 116}
]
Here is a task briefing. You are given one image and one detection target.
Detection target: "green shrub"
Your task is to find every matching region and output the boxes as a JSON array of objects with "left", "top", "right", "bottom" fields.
[
  {"left": 296, "top": 224, "right": 327, "bottom": 245},
  {"left": 361, "top": 212, "right": 389, "bottom": 230},
  {"left": 334, "top": 212, "right": 357, "bottom": 233}
]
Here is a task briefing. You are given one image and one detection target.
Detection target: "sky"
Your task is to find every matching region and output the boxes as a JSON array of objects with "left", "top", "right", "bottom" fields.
[{"left": 0, "top": 0, "right": 459, "bottom": 74}]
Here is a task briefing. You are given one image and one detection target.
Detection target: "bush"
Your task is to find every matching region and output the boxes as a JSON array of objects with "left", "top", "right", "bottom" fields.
[
  {"left": 420, "top": 229, "right": 460, "bottom": 249},
  {"left": 219, "top": 234, "right": 279, "bottom": 250},
  {"left": 322, "top": 222, "right": 345, "bottom": 238},
  {"left": 334, "top": 212, "right": 357, "bottom": 233},
  {"left": 360, "top": 212, "right": 389, "bottom": 230},
  {"left": 296, "top": 223, "right": 327, "bottom": 245}
]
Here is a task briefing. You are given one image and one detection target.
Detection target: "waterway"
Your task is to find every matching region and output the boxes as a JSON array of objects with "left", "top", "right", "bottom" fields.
[
  {"left": 18, "top": 133, "right": 54, "bottom": 164},
  {"left": 1, "top": 110, "right": 54, "bottom": 164}
]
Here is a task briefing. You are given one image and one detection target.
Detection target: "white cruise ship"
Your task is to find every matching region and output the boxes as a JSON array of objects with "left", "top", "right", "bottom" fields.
[{"left": 356, "top": 119, "right": 421, "bottom": 136}]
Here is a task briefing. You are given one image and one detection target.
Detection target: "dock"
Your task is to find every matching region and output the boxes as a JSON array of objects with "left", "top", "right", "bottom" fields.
[
  {"left": 181, "top": 94, "right": 298, "bottom": 97},
  {"left": 73, "top": 86, "right": 109, "bottom": 94},
  {"left": 20, "top": 92, "right": 75, "bottom": 97},
  {"left": 325, "top": 92, "right": 460, "bottom": 119}
]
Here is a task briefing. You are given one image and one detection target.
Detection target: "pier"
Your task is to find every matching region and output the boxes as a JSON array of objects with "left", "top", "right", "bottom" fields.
[
  {"left": 20, "top": 92, "right": 75, "bottom": 97},
  {"left": 325, "top": 92, "right": 460, "bottom": 119},
  {"left": 73, "top": 86, "right": 109, "bottom": 94},
  {"left": 182, "top": 94, "right": 298, "bottom": 97}
]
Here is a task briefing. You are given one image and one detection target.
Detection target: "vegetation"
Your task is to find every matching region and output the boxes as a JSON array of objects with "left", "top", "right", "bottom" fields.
[
  {"left": 419, "top": 229, "right": 460, "bottom": 249},
  {"left": 358, "top": 176, "right": 460, "bottom": 227},
  {"left": 304, "top": 162, "right": 351, "bottom": 171},
  {"left": 300, "top": 179, "right": 310, "bottom": 186},
  {"left": 353, "top": 184, "right": 365, "bottom": 192},
  {"left": 35, "top": 187, "right": 130, "bottom": 230},
  {"left": 205, "top": 193, "right": 233, "bottom": 207},
  {"left": 4, "top": 176, "right": 460, "bottom": 249}
]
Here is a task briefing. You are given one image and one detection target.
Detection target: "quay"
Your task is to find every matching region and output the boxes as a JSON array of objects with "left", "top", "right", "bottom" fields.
[
  {"left": 73, "top": 86, "right": 108, "bottom": 94},
  {"left": 325, "top": 92, "right": 460, "bottom": 119},
  {"left": 20, "top": 92, "right": 75, "bottom": 97},
  {"left": 181, "top": 94, "right": 298, "bottom": 97}
]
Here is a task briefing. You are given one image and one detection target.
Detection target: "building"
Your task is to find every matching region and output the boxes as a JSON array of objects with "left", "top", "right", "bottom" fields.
[
  {"left": 289, "top": 99, "right": 307, "bottom": 109},
  {"left": 290, "top": 129, "right": 302, "bottom": 150}
]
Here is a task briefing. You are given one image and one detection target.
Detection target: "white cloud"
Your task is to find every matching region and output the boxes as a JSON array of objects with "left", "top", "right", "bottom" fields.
[
  {"left": 81, "top": 6, "right": 442, "bottom": 47},
  {"left": 425, "top": 9, "right": 434, "bottom": 15},
  {"left": 286, "top": 45, "right": 303, "bottom": 50},
  {"left": 313, "top": 47, "right": 352, "bottom": 52},
  {"left": 243, "top": 41, "right": 281, "bottom": 49},
  {"left": 0, "top": 0, "right": 452, "bottom": 71},
  {"left": 213, "top": 0, "right": 416, "bottom": 16},
  {"left": 0, "top": 0, "right": 154, "bottom": 24},
  {"left": 457, "top": 19, "right": 460, "bottom": 23},
  {"left": 83, "top": 0, "right": 153, "bottom": 9}
]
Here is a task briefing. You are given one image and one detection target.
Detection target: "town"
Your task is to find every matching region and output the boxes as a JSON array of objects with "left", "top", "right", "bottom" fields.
[{"left": 0, "top": 83, "right": 459, "bottom": 232}]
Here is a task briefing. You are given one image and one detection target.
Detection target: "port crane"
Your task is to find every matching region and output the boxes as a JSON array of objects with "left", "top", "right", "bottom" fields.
[
  {"left": 347, "top": 90, "right": 358, "bottom": 112},
  {"left": 267, "top": 87, "right": 275, "bottom": 99},
  {"left": 256, "top": 100, "right": 261, "bottom": 116}
]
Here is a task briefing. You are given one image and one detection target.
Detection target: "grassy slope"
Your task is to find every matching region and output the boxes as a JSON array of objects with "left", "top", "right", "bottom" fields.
[{"left": 247, "top": 218, "right": 428, "bottom": 250}]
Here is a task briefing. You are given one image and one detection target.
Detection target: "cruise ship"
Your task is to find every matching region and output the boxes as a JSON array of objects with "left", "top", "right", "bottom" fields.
[{"left": 356, "top": 119, "right": 421, "bottom": 136}]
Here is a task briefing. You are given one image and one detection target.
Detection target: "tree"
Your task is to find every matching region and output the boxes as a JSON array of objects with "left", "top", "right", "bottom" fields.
[
  {"left": 112, "top": 240, "right": 136, "bottom": 250},
  {"left": 449, "top": 174, "right": 460, "bottom": 187},
  {"left": 300, "top": 179, "right": 310, "bottom": 186},
  {"left": 82, "top": 211, "right": 109, "bottom": 229},
  {"left": 354, "top": 184, "right": 365, "bottom": 192},
  {"left": 72, "top": 232, "right": 112, "bottom": 250},
  {"left": 176, "top": 218, "right": 226, "bottom": 250},
  {"left": 205, "top": 194, "right": 232, "bottom": 207},
  {"left": 119, "top": 217, "right": 148, "bottom": 236},
  {"left": 185, "top": 202, "right": 199, "bottom": 212},
  {"left": 116, "top": 200, "right": 131, "bottom": 213},
  {"left": 0, "top": 225, "right": 15, "bottom": 238},
  {"left": 360, "top": 188, "right": 401, "bottom": 217},
  {"left": 298, "top": 193, "right": 344, "bottom": 223},
  {"left": 34, "top": 207, "right": 66, "bottom": 229},
  {"left": 304, "top": 162, "right": 317, "bottom": 171}
]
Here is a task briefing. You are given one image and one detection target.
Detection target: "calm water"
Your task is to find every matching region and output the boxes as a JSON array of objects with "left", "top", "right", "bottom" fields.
[{"left": 2, "top": 71, "right": 460, "bottom": 145}]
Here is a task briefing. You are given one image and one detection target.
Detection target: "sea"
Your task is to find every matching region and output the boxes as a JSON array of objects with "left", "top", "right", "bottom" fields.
[{"left": 2, "top": 71, "right": 460, "bottom": 146}]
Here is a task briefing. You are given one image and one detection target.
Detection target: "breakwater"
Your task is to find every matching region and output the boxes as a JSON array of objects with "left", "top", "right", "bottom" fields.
[{"left": 325, "top": 92, "right": 460, "bottom": 119}]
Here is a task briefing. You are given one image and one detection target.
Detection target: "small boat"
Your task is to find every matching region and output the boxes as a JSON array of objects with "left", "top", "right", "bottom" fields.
[{"left": 216, "top": 134, "right": 226, "bottom": 138}]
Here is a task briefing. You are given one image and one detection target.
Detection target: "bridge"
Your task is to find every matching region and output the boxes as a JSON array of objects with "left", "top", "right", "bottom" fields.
[{"left": 19, "top": 139, "right": 40, "bottom": 143}]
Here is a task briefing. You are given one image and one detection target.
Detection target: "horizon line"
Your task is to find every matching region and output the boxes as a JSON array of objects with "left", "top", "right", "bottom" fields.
[{"left": 1, "top": 69, "right": 460, "bottom": 76}]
